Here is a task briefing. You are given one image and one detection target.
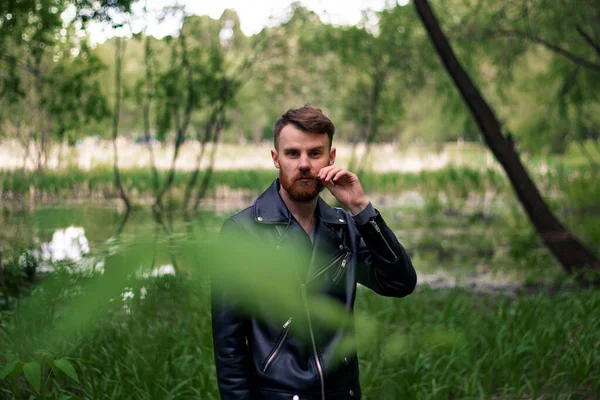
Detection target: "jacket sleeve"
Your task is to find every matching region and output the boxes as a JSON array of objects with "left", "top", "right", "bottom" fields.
[
  {"left": 352, "top": 204, "right": 417, "bottom": 297},
  {"left": 211, "top": 218, "right": 253, "bottom": 400}
]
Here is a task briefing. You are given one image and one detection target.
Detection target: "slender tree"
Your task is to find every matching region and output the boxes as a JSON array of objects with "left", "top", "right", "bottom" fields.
[
  {"left": 184, "top": 105, "right": 222, "bottom": 208},
  {"left": 414, "top": 0, "right": 600, "bottom": 279},
  {"left": 153, "top": 27, "right": 195, "bottom": 211},
  {"left": 141, "top": 33, "right": 160, "bottom": 196},
  {"left": 111, "top": 36, "right": 131, "bottom": 214}
]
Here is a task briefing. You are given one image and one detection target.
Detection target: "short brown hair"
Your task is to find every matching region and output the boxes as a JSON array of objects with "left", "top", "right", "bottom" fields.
[{"left": 273, "top": 105, "right": 335, "bottom": 150}]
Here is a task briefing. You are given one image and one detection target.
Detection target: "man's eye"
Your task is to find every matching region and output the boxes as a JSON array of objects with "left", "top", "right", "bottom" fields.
[
  {"left": 287, "top": 151, "right": 299, "bottom": 157},
  {"left": 310, "top": 151, "right": 321, "bottom": 157}
]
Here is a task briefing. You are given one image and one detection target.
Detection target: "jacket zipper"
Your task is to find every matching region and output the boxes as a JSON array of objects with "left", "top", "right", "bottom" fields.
[
  {"left": 301, "top": 284, "right": 325, "bottom": 400},
  {"left": 332, "top": 252, "right": 351, "bottom": 283},
  {"left": 262, "top": 317, "right": 293, "bottom": 373},
  {"left": 369, "top": 219, "right": 398, "bottom": 260},
  {"left": 306, "top": 250, "right": 346, "bottom": 283}
]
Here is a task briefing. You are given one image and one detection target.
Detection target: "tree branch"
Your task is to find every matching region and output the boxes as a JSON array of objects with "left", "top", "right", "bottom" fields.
[
  {"left": 577, "top": 25, "right": 600, "bottom": 59},
  {"left": 0, "top": 52, "right": 43, "bottom": 78},
  {"left": 489, "top": 28, "right": 600, "bottom": 72}
]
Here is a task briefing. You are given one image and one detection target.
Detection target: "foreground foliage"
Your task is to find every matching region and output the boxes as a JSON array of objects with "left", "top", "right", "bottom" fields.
[{"left": 1, "top": 274, "right": 599, "bottom": 399}]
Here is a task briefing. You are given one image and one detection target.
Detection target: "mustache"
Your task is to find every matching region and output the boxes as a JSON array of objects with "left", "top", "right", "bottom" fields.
[{"left": 295, "top": 174, "right": 317, "bottom": 181}]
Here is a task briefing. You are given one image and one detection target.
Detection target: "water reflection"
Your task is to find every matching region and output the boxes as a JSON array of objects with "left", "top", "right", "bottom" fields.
[
  {"left": 35, "top": 226, "right": 99, "bottom": 274},
  {"left": 41, "top": 226, "right": 90, "bottom": 262},
  {"left": 150, "top": 264, "right": 176, "bottom": 276},
  {"left": 136, "top": 264, "right": 176, "bottom": 278}
]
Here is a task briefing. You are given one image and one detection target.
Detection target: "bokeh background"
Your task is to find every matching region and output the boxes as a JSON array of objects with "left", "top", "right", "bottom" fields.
[{"left": 1, "top": 0, "right": 599, "bottom": 398}]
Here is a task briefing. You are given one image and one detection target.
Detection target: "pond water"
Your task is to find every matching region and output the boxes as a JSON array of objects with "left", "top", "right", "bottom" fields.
[
  {"left": 1, "top": 196, "right": 531, "bottom": 296},
  {"left": 1, "top": 201, "right": 224, "bottom": 275}
]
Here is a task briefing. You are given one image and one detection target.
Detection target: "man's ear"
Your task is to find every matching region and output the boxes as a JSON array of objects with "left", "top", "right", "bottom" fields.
[
  {"left": 329, "top": 147, "right": 336, "bottom": 166},
  {"left": 271, "top": 149, "right": 280, "bottom": 169}
]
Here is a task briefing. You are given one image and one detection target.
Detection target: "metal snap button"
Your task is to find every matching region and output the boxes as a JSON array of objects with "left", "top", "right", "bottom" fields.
[
  {"left": 257, "top": 216, "right": 263, "bottom": 222},
  {"left": 339, "top": 244, "right": 344, "bottom": 250},
  {"left": 293, "top": 395, "right": 299, "bottom": 400},
  {"left": 338, "top": 218, "right": 345, "bottom": 223},
  {"left": 344, "top": 357, "right": 349, "bottom": 365},
  {"left": 349, "top": 389, "right": 354, "bottom": 397}
]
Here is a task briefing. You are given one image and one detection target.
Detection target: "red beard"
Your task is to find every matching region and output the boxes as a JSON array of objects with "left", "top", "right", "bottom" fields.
[{"left": 279, "top": 171, "right": 324, "bottom": 202}]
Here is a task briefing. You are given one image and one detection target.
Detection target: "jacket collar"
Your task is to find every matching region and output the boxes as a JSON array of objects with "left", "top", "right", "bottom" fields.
[{"left": 253, "top": 179, "right": 347, "bottom": 226}]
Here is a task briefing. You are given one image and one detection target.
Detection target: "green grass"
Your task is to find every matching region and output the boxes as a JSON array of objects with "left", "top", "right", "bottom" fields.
[
  {"left": 1, "top": 275, "right": 598, "bottom": 399},
  {"left": 357, "top": 286, "right": 600, "bottom": 399},
  {"left": 1, "top": 164, "right": 597, "bottom": 204}
]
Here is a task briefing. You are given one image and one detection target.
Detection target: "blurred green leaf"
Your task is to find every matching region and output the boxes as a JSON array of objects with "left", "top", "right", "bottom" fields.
[
  {"left": 64, "top": 357, "right": 94, "bottom": 365},
  {"left": 0, "top": 359, "right": 19, "bottom": 380},
  {"left": 53, "top": 358, "right": 79, "bottom": 383},
  {"left": 23, "top": 361, "right": 41, "bottom": 393}
]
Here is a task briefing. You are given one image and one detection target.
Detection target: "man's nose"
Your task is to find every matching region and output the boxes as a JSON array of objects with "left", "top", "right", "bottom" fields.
[{"left": 298, "top": 154, "right": 310, "bottom": 171}]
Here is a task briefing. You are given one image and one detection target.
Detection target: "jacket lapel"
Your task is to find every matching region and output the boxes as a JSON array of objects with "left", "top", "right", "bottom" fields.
[
  {"left": 252, "top": 179, "right": 348, "bottom": 283},
  {"left": 306, "top": 198, "right": 347, "bottom": 283}
]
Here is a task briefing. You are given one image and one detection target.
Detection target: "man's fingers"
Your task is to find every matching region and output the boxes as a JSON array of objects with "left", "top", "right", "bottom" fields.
[
  {"left": 328, "top": 169, "right": 350, "bottom": 183},
  {"left": 318, "top": 166, "right": 332, "bottom": 181},
  {"left": 318, "top": 167, "right": 357, "bottom": 187},
  {"left": 324, "top": 168, "right": 342, "bottom": 183},
  {"left": 323, "top": 169, "right": 336, "bottom": 183},
  {"left": 333, "top": 170, "right": 349, "bottom": 183},
  {"left": 318, "top": 168, "right": 355, "bottom": 186},
  {"left": 318, "top": 165, "right": 337, "bottom": 180}
]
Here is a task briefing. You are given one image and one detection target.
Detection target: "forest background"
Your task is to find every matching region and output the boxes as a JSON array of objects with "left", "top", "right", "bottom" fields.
[{"left": 1, "top": 0, "right": 600, "bottom": 398}]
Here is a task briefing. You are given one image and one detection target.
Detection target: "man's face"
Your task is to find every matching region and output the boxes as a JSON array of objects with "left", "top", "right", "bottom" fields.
[{"left": 271, "top": 124, "right": 336, "bottom": 202}]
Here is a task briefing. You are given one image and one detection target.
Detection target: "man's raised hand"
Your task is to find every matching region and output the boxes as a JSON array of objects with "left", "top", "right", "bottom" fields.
[{"left": 318, "top": 166, "right": 369, "bottom": 215}]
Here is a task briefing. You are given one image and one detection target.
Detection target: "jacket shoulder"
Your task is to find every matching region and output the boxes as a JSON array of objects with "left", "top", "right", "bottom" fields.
[
  {"left": 228, "top": 205, "right": 254, "bottom": 224},
  {"left": 332, "top": 206, "right": 351, "bottom": 218},
  {"left": 221, "top": 205, "right": 255, "bottom": 234}
]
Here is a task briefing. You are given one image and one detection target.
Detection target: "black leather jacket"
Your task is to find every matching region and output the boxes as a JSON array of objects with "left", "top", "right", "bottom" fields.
[{"left": 211, "top": 179, "right": 416, "bottom": 400}]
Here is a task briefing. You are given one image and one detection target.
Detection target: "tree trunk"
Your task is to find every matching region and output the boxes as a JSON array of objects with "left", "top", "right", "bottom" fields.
[
  {"left": 414, "top": 0, "right": 600, "bottom": 277},
  {"left": 193, "top": 118, "right": 224, "bottom": 211},
  {"left": 357, "top": 70, "right": 385, "bottom": 174},
  {"left": 112, "top": 37, "right": 131, "bottom": 213},
  {"left": 550, "top": 131, "right": 569, "bottom": 155},
  {"left": 154, "top": 32, "right": 194, "bottom": 209},
  {"left": 346, "top": 137, "right": 361, "bottom": 172},
  {"left": 0, "top": 250, "right": 7, "bottom": 307},
  {"left": 185, "top": 92, "right": 230, "bottom": 209},
  {"left": 184, "top": 118, "right": 214, "bottom": 209},
  {"left": 143, "top": 34, "right": 160, "bottom": 196},
  {"left": 56, "top": 133, "right": 67, "bottom": 169},
  {"left": 34, "top": 67, "right": 48, "bottom": 171}
]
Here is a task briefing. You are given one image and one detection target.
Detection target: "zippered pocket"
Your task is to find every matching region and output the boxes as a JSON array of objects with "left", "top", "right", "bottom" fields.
[
  {"left": 369, "top": 219, "right": 398, "bottom": 261},
  {"left": 261, "top": 317, "right": 293, "bottom": 373},
  {"left": 305, "top": 249, "right": 346, "bottom": 283},
  {"left": 332, "top": 252, "right": 351, "bottom": 283}
]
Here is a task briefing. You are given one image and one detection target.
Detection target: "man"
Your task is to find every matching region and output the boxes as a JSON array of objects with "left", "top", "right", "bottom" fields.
[{"left": 211, "top": 105, "right": 416, "bottom": 400}]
